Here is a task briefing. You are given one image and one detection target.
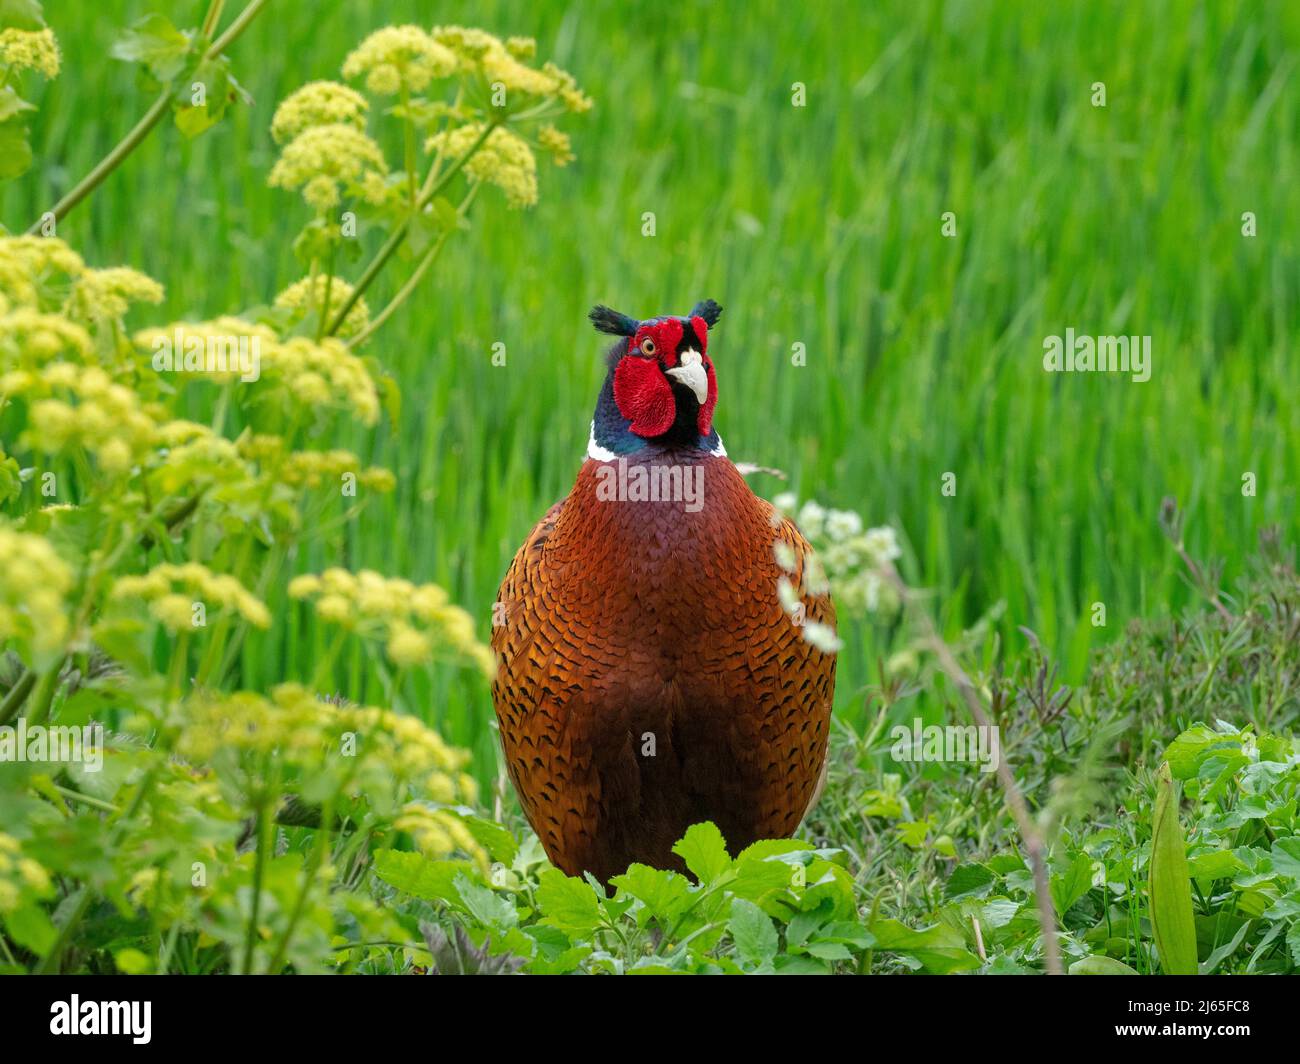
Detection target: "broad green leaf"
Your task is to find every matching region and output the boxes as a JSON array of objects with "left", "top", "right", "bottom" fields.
[
  {"left": 868, "top": 917, "right": 981, "bottom": 973},
  {"left": 536, "top": 869, "right": 603, "bottom": 937},
  {"left": 1163, "top": 725, "right": 1226, "bottom": 780},
  {"left": 371, "top": 848, "right": 473, "bottom": 906},
  {"left": 452, "top": 873, "right": 516, "bottom": 930},
  {"left": 1270, "top": 838, "right": 1300, "bottom": 882},
  {"left": 945, "top": 862, "right": 996, "bottom": 901},
  {"left": 1149, "top": 762, "right": 1198, "bottom": 975},
  {"left": 610, "top": 863, "right": 692, "bottom": 926},
  {"left": 728, "top": 897, "right": 778, "bottom": 966},
  {"left": 672, "top": 821, "right": 731, "bottom": 883}
]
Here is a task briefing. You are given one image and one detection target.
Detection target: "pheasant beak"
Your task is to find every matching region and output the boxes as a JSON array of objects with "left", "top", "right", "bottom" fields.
[{"left": 665, "top": 348, "right": 708, "bottom": 404}]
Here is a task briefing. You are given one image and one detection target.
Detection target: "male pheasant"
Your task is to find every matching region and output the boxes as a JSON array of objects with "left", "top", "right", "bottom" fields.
[{"left": 491, "top": 301, "right": 835, "bottom": 882}]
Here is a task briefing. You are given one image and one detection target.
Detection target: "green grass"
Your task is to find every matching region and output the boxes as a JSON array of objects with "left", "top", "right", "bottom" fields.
[{"left": 16, "top": 0, "right": 1299, "bottom": 782}]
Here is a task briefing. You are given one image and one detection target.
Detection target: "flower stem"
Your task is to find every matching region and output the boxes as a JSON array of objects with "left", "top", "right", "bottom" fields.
[
  {"left": 26, "top": 0, "right": 270, "bottom": 233},
  {"left": 0, "top": 668, "right": 35, "bottom": 726},
  {"left": 347, "top": 184, "right": 479, "bottom": 348},
  {"left": 326, "top": 120, "right": 498, "bottom": 338}
]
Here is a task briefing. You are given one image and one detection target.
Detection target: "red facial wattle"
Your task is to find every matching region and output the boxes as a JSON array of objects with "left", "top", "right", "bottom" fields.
[
  {"left": 613, "top": 354, "right": 676, "bottom": 437},
  {"left": 612, "top": 316, "right": 717, "bottom": 440}
]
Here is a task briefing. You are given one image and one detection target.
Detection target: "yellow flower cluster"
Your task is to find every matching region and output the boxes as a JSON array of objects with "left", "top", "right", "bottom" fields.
[
  {"left": 0, "top": 527, "right": 73, "bottom": 665},
  {"left": 537, "top": 124, "right": 574, "bottom": 166},
  {"left": 150, "top": 419, "right": 250, "bottom": 493},
  {"left": 432, "top": 25, "right": 591, "bottom": 112},
  {"left": 342, "top": 25, "right": 456, "bottom": 94},
  {"left": 271, "top": 80, "right": 369, "bottom": 144},
  {"left": 273, "top": 275, "right": 371, "bottom": 342},
  {"left": 394, "top": 801, "right": 483, "bottom": 862},
  {"left": 0, "top": 834, "right": 53, "bottom": 914},
  {"left": 0, "top": 27, "right": 60, "bottom": 78},
  {"left": 110, "top": 562, "right": 271, "bottom": 632},
  {"left": 288, "top": 568, "right": 493, "bottom": 675},
  {"left": 17, "top": 364, "right": 156, "bottom": 475},
  {"left": 174, "top": 684, "right": 483, "bottom": 861},
  {"left": 0, "top": 236, "right": 84, "bottom": 310},
  {"left": 0, "top": 309, "right": 93, "bottom": 367},
  {"left": 268, "top": 124, "right": 387, "bottom": 213},
  {"left": 263, "top": 338, "right": 381, "bottom": 426},
  {"left": 281, "top": 449, "right": 396, "bottom": 492},
  {"left": 427, "top": 123, "right": 538, "bottom": 208},
  {"left": 134, "top": 316, "right": 276, "bottom": 384},
  {"left": 65, "top": 266, "right": 164, "bottom": 323}
]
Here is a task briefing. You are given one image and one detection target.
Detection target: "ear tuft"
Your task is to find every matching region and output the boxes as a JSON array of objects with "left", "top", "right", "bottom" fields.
[
  {"left": 589, "top": 305, "right": 640, "bottom": 336},
  {"left": 689, "top": 299, "right": 723, "bottom": 329}
]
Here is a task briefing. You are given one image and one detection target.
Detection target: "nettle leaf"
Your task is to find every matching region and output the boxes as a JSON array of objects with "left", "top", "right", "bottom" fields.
[
  {"left": 1288, "top": 922, "right": 1300, "bottom": 968},
  {"left": 536, "top": 868, "right": 603, "bottom": 938},
  {"left": 110, "top": 14, "right": 194, "bottom": 83},
  {"left": 728, "top": 897, "right": 778, "bottom": 967},
  {"left": 457, "top": 814, "right": 517, "bottom": 867},
  {"left": 1149, "top": 762, "right": 1199, "bottom": 975},
  {"left": 672, "top": 821, "right": 731, "bottom": 883}
]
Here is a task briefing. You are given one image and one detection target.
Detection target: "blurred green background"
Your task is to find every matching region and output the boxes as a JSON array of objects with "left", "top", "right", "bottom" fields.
[{"left": 16, "top": 0, "right": 1299, "bottom": 779}]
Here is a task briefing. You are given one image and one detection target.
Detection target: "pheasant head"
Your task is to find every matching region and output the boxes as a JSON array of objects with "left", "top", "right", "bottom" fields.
[{"left": 587, "top": 299, "right": 725, "bottom": 457}]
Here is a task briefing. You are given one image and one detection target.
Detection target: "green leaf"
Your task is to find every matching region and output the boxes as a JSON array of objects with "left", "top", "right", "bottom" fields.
[
  {"left": 110, "top": 14, "right": 193, "bottom": 83},
  {"left": 1288, "top": 922, "right": 1300, "bottom": 968},
  {"left": 5, "top": 902, "right": 57, "bottom": 955},
  {"left": 610, "top": 863, "right": 692, "bottom": 926},
  {"left": 1271, "top": 838, "right": 1300, "bottom": 882},
  {"left": 536, "top": 869, "right": 603, "bottom": 937},
  {"left": 672, "top": 821, "right": 731, "bottom": 883},
  {"left": 868, "top": 917, "right": 981, "bottom": 973},
  {"left": 728, "top": 897, "right": 778, "bottom": 966},
  {"left": 0, "top": 87, "right": 34, "bottom": 123},
  {"left": 451, "top": 872, "right": 516, "bottom": 930},
  {"left": 0, "top": 0, "right": 45, "bottom": 31},
  {"left": 945, "top": 862, "right": 996, "bottom": 901},
  {"left": 114, "top": 947, "right": 153, "bottom": 974},
  {"left": 457, "top": 815, "right": 517, "bottom": 866},
  {"left": 0, "top": 119, "right": 32, "bottom": 180},
  {"left": 371, "top": 848, "right": 473, "bottom": 906},
  {"left": 1163, "top": 725, "right": 1226, "bottom": 780},
  {"left": 1051, "top": 852, "right": 1094, "bottom": 916},
  {"left": 1149, "top": 762, "right": 1199, "bottom": 974},
  {"left": 1069, "top": 955, "right": 1138, "bottom": 975}
]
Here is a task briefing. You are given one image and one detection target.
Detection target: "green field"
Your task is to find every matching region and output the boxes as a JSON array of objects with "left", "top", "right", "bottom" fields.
[{"left": 18, "top": 0, "right": 1298, "bottom": 778}]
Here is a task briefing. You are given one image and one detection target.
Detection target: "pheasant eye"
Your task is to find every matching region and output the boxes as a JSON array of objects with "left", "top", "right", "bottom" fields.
[{"left": 639, "top": 337, "right": 656, "bottom": 356}]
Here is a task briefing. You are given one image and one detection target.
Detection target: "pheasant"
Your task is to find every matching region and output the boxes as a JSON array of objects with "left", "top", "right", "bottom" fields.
[{"left": 491, "top": 301, "right": 836, "bottom": 882}]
